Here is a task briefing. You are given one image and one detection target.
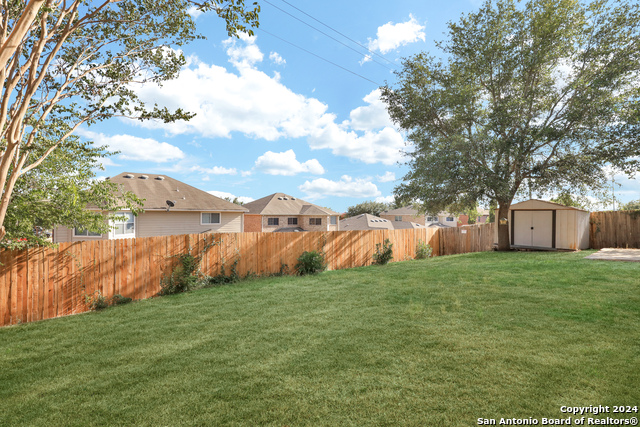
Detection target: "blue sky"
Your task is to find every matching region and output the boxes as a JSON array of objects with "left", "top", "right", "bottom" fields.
[{"left": 87, "top": 0, "right": 639, "bottom": 212}]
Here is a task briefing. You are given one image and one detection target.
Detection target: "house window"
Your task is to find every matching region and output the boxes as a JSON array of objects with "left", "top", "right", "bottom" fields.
[
  {"left": 288, "top": 218, "right": 298, "bottom": 225},
  {"left": 268, "top": 218, "right": 279, "bottom": 226},
  {"left": 112, "top": 212, "right": 135, "bottom": 236},
  {"left": 395, "top": 216, "right": 402, "bottom": 221},
  {"left": 201, "top": 212, "right": 221, "bottom": 225},
  {"left": 309, "top": 218, "right": 322, "bottom": 226},
  {"left": 74, "top": 228, "right": 101, "bottom": 237},
  {"left": 446, "top": 217, "right": 455, "bottom": 222},
  {"left": 330, "top": 216, "right": 337, "bottom": 225},
  {"left": 426, "top": 216, "right": 436, "bottom": 222}
]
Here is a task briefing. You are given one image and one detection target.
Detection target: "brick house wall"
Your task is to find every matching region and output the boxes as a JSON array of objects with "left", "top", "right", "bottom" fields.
[{"left": 244, "top": 214, "right": 263, "bottom": 232}]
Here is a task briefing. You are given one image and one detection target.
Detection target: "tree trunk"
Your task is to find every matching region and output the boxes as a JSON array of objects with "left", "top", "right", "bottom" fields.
[{"left": 496, "top": 202, "right": 511, "bottom": 251}]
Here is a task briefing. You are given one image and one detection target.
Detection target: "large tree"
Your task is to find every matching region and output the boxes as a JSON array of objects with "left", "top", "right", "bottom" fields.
[
  {"left": 2, "top": 130, "right": 144, "bottom": 248},
  {"left": 0, "top": 0, "right": 259, "bottom": 241},
  {"left": 381, "top": 0, "right": 640, "bottom": 250},
  {"left": 345, "top": 200, "right": 391, "bottom": 218}
]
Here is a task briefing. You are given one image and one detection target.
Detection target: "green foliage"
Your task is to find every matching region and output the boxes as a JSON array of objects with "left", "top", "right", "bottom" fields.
[
  {"left": 85, "top": 291, "right": 110, "bottom": 311},
  {"left": 4, "top": 135, "right": 143, "bottom": 248},
  {"left": 621, "top": 200, "right": 640, "bottom": 211},
  {"left": 0, "top": 0, "right": 260, "bottom": 240},
  {"left": 159, "top": 253, "right": 203, "bottom": 296},
  {"left": 382, "top": 0, "right": 640, "bottom": 249},
  {"left": 550, "top": 192, "right": 591, "bottom": 210},
  {"left": 373, "top": 239, "right": 394, "bottom": 265},
  {"left": 415, "top": 240, "right": 433, "bottom": 260},
  {"left": 110, "top": 295, "right": 133, "bottom": 306},
  {"left": 85, "top": 291, "right": 133, "bottom": 311},
  {"left": 345, "top": 201, "right": 390, "bottom": 218},
  {"left": 206, "top": 260, "right": 241, "bottom": 286},
  {"left": 295, "top": 251, "right": 327, "bottom": 275}
]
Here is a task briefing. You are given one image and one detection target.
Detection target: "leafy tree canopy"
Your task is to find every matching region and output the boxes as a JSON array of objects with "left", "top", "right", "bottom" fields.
[
  {"left": 621, "top": 199, "right": 640, "bottom": 210},
  {"left": 0, "top": 0, "right": 260, "bottom": 241},
  {"left": 381, "top": 0, "right": 640, "bottom": 250},
  {"left": 345, "top": 200, "right": 391, "bottom": 218}
]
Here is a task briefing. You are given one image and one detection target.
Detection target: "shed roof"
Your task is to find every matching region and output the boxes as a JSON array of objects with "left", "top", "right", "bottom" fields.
[
  {"left": 107, "top": 172, "right": 247, "bottom": 212},
  {"left": 509, "top": 199, "right": 588, "bottom": 212}
]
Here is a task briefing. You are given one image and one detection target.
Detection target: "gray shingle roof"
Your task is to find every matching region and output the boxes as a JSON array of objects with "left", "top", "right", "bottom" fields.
[
  {"left": 243, "top": 193, "right": 338, "bottom": 216},
  {"left": 339, "top": 213, "right": 394, "bottom": 231},
  {"left": 107, "top": 172, "right": 247, "bottom": 212}
]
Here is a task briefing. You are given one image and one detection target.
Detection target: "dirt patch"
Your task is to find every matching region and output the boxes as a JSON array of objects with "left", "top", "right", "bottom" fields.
[{"left": 584, "top": 248, "right": 640, "bottom": 262}]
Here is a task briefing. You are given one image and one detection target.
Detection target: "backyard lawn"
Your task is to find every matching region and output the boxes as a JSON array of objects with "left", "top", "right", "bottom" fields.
[{"left": 1, "top": 251, "right": 638, "bottom": 426}]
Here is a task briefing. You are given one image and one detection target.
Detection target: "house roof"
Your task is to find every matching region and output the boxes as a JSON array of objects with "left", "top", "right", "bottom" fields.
[
  {"left": 106, "top": 172, "right": 247, "bottom": 212},
  {"left": 392, "top": 221, "right": 426, "bottom": 230},
  {"left": 339, "top": 213, "right": 394, "bottom": 231},
  {"left": 243, "top": 193, "right": 339, "bottom": 216},
  {"left": 509, "top": 199, "right": 588, "bottom": 212},
  {"left": 381, "top": 206, "right": 453, "bottom": 217},
  {"left": 426, "top": 222, "right": 453, "bottom": 228}
]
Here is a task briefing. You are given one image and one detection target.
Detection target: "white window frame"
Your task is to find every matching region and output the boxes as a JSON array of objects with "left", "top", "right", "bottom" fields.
[
  {"left": 446, "top": 216, "right": 455, "bottom": 222},
  {"left": 426, "top": 216, "right": 436, "bottom": 222},
  {"left": 330, "top": 216, "right": 337, "bottom": 225},
  {"left": 395, "top": 216, "right": 402, "bottom": 222},
  {"left": 201, "top": 212, "right": 221, "bottom": 225},
  {"left": 73, "top": 228, "right": 102, "bottom": 238},
  {"left": 109, "top": 211, "right": 136, "bottom": 239}
]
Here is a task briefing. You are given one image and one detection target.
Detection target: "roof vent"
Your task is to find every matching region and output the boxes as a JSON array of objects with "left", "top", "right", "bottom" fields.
[
  {"left": 139, "top": 175, "right": 149, "bottom": 179},
  {"left": 283, "top": 197, "right": 288, "bottom": 200},
  {"left": 124, "top": 173, "right": 134, "bottom": 179},
  {"left": 291, "top": 197, "right": 296, "bottom": 200},
  {"left": 155, "top": 176, "right": 165, "bottom": 180},
  {"left": 278, "top": 197, "right": 283, "bottom": 200}
]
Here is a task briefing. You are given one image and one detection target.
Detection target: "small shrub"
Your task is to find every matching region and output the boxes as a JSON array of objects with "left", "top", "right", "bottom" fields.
[
  {"left": 159, "top": 253, "right": 202, "bottom": 295},
  {"left": 206, "top": 260, "right": 241, "bottom": 286},
  {"left": 85, "top": 291, "right": 109, "bottom": 311},
  {"left": 373, "top": 239, "right": 393, "bottom": 265},
  {"left": 295, "top": 250, "right": 327, "bottom": 275},
  {"left": 110, "top": 294, "right": 132, "bottom": 306},
  {"left": 415, "top": 240, "right": 433, "bottom": 259}
]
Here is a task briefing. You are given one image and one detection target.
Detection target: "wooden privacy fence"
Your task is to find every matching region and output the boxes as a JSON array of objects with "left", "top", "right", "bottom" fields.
[
  {"left": 590, "top": 211, "right": 640, "bottom": 249},
  {"left": 0, "top": 224, "right": 495, "bottom": 327}
]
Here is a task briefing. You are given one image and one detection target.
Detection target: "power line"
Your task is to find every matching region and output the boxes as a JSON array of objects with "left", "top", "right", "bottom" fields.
[
  {"left": 257, "top": 28, "right": 382, "bottom": 86},
  {"left": 278, "top": 0, "right": 398, "bottom": 68},
  {"left": 261, "top": 0, "right": 395, "bottom": 72}
]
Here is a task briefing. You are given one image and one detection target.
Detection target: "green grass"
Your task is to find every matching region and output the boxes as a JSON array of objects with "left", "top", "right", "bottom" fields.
[{"left": 1, "top": 251, "right": 639, "bottom": 426}]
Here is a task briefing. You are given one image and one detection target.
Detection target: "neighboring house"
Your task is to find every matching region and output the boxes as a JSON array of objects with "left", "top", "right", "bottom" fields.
[
  {"left": 340, "top": 213, "right": 426, "bottom": 231},
  {"left": 53, "top": 172, "right": 247, "bottom": 243},
  {"left": 458, "top": 208, "right": 490, "bottom": 225},
  {"left": 339, "top": 213, "right": 394, "bottom": 231},
  {"left": 380, "top": 206, "right": 459, "bottom": 227},
  {"left": 243, "top": 193, "right": 340, "bottom": 232}
]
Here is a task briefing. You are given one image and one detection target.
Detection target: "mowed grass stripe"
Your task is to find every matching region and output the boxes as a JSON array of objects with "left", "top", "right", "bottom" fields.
[{"left": 0, "top": 251, "right": 638, "bottom": 426}]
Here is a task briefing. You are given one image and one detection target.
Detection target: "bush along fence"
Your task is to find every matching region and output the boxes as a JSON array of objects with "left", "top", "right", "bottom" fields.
[
  {"left": 590, "top": 211, "right": 640, "bottom": 249},
  {"left": 0, "top": 224, "right": 495, "bottom": 327}
]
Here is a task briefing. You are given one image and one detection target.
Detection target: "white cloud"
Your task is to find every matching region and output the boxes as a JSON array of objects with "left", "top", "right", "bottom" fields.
[
  {"left": 308, "top": 124, "right": 405, "bottom": 165},
  {"left": 132, "top": 37, "right": 407, "bottom": 166},
  {"left": 190, "top": 165, "right": 237, "bottom": 175},
  {"left": 368, "top": 14, "right": 426, "bottom": 54},
  {"left": 224, "top": 33, "right": 263, "bottom": 69},
  {"left": 254, "top": 149, "right": 324, "bottom": 176},
  {"left": 375, "top": 195, "right": 395, "bottom": 204},
  {"left": 348, "top": 89, "right": 394, "bottom": 131},
  {"left": 77, "top": 129, "right": 184, "bottom": 163},
  {"left": 207, "top": 190, "right": 254, "bottom": 204},
  {"left": 377, "top": 171, "right": 396, "bottom": 182},
  {"left": 186, "top": 5, "right": 203, "bottom": 19},
  {"left": 269, "top": 52, "right": 286, "bottom": 65},
  {"left": 299, "top": 175, "right": 381, "bottom": 199}
]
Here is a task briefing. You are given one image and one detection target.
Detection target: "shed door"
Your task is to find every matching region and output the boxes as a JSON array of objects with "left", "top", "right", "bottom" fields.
[{"left": 513, "top": 211, "right": 553, "bottom": 248}]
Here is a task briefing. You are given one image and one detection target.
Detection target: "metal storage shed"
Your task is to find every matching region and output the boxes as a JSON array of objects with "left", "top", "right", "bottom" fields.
[{"left": 494, "top": 199, "right": 590, "bottom": 250}]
